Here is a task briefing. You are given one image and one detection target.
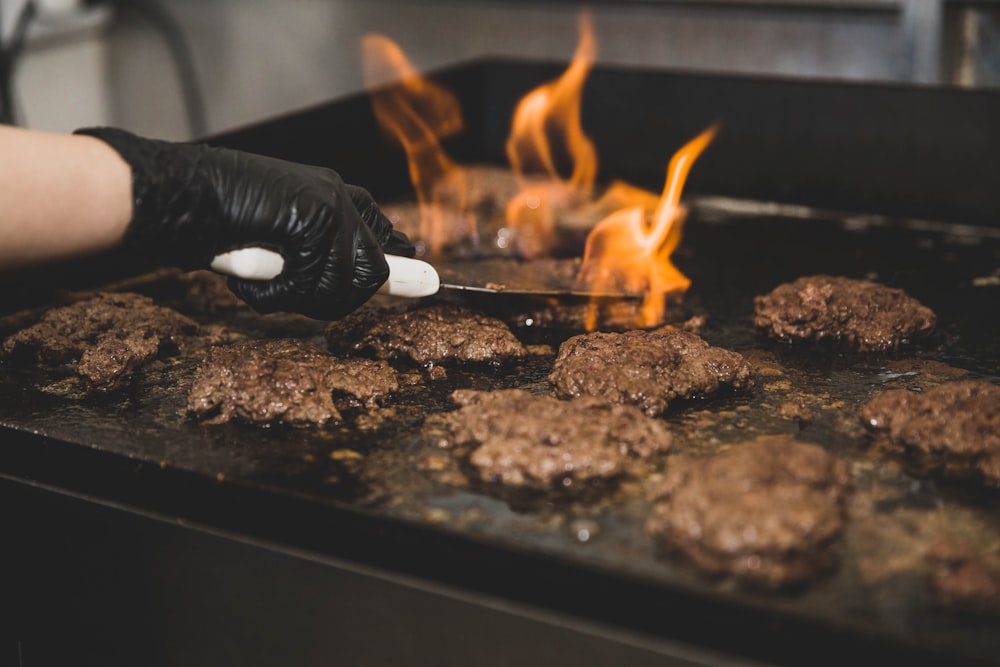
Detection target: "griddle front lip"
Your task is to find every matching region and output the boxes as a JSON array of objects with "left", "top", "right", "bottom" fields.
[{"left": 0, "top": 424, "right": 985, "bottom": 667}]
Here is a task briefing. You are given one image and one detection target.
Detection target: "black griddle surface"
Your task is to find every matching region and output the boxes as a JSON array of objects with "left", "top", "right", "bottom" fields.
[{"left": 1, "top": 201, "right": 998, "bottom": 667}]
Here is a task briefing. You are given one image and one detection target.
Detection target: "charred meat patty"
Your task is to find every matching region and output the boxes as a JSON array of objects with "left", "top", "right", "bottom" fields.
[
  {"left": 646, "top": 435, "right": 851, "bottom": 589},
  {"left": 188, "top": 338, "right": 398, "bottom": 427},
  {"left": 1, "top": 291, "right": 200, "bottom": 391},
  {"left": 549, "top": 328, "right": 752, "bottom": 416},
  {"left": 754, "top": 275, "right": 936, "bottom": 352},
  {"left": 860, "top": 380, "right": 1000, "bottom": 484},
  {"left": 441, "top": 388, "right": 670, "bottom": 491},
  {"left": 326, "top": 304, "right": 526, "bottom": 365}
]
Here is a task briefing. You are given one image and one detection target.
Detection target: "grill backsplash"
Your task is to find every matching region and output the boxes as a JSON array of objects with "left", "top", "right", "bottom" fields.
[{"left": 212, "top": 60, "right": 1000, "bottom": 229}]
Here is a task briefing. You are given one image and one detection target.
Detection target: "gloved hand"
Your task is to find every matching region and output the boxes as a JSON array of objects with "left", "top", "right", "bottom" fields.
[{"left": 74, "top": 127, "right": 414, "bottom": 320}]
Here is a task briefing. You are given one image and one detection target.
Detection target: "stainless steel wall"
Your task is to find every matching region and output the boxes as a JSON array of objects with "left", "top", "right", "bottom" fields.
[{"left": 10, "top": 0, "right": 990, "bottom": 139}]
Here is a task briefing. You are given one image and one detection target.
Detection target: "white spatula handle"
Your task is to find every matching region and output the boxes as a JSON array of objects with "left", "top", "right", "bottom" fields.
[{"left": 210, "top": 248, "right": 440, "bottom": 298}]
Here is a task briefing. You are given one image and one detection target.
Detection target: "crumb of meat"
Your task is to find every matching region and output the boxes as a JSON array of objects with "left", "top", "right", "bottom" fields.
[
  {"left": 777, "top": 401, "right": 815, "bottom": 421},
  {"left": 187, "top": 338, "right": 398, "bottom": 427},
  {"left": 646, "top": 435, "right": 851, "bottom": 589},
  {"left": 549, "top": 328, "right": 752, "bottom": 416},
  {"left": 679, "top": 315, "right": 707, "bottom": 335},
  {"left": 1, "top": 292, "right": 200, "bottom": 391},
  {"left": 442, "top": 388, "right": 670, "bottom": 490},
  {"left": 425, "top": 365, "right": 448, "bottom": 381},
  {"left": 860, "top": 380, "right": 1000, "bottom": 484},
  {"left": 326, "top": 304, "right": 526, "bottom": 365},
  {"left": 754, "top": 275, "right": 936, "bottom": 352}
]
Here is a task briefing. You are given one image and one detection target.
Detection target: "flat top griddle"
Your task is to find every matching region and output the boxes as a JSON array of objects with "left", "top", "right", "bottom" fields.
[
  {"left": 2, "top": 61, "right": 1000, "bottom": 666},
  {"left": 2, "top": 198, "right": 998, "bottom": 666}
]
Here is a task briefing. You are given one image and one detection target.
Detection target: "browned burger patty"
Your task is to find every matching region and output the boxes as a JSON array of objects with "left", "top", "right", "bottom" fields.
[
  {"left": 549, "top": 328, "right": 752, "bottom": 416},
  {"left": 754, "top": 275, "right": 936, "bottom": 352},
  {"left": 1, "top": 291, "right": 200, "bottom": 391},
  {"left": 326, "top": 304, "right": 526, "bottom": 365},
  {"left": 188, "top": 338, "right": 398, "bottom": 427},
  {"left": 442, "top": 388, "right": 670, "bottom": 491},
  {"left": 646, "top": 435, "right": 851, "bottom": 589},
  {"left": 860, "top": 380, "right": 1000, "bottom": 483}
]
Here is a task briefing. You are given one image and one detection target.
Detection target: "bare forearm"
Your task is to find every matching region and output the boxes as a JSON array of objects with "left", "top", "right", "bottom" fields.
[{"left": 0, "top": 125, "right": 133, "bottom": 270}]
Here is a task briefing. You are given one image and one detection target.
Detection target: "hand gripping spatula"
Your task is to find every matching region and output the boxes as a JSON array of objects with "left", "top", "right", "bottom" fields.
[
  {"left": 211, "top": 247, "right": 636, "bottom": 299},
  {"left": 211, "top": 247, "right": 441, "bottom": 298}
]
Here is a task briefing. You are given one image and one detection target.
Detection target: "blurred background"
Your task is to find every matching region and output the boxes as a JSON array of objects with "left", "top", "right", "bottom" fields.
[{"left": 1, "top": 0, "right": 998, "bottom": 141}]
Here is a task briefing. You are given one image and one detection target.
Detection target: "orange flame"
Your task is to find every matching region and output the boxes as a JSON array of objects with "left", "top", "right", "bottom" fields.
[
  {"left": 504, "top": 11, "right": 598, "bottom": 257},
  {"left": 361, "top": 34, "right": 472, "bottom": 255},
  {"left": 580, "top": 125, "right": 718, "bottom": 329}
]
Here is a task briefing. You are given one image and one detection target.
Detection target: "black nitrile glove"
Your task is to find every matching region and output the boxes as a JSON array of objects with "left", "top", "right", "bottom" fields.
[{"left": 75, "top": 127, "right": 414, "bottom": 320}]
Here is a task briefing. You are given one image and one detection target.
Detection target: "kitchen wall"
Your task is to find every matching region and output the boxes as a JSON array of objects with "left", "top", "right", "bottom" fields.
[
  {"left": 2, "top": 0, "right": 114, "bottom": 131},
  {"left": 5, "top": 0, "right": 975, "bottom": 140}
]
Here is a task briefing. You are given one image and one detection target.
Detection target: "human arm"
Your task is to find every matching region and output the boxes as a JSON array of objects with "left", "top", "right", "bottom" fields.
[{"left": 0, "top": 124, "right": 132, "bottom": 269}]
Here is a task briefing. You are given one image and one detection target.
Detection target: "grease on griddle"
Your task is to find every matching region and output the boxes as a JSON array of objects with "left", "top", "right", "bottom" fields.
[
  {"left": 926, "top": 539, "right": 1000, "bottom": 614},
  {"left": 849, "top": 503, "right": 1000, "bottom": 618},
  {"left": 754, "top": 275, "right": 937, "bottom": 352},
  {"left": 646, "top": 435, "right": 851, "bottom": 590}
]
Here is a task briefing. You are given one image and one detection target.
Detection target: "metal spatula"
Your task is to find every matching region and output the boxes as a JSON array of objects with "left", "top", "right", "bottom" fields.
[{"left": 211, "top": 247, "right": 635, "bottom": 299}]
